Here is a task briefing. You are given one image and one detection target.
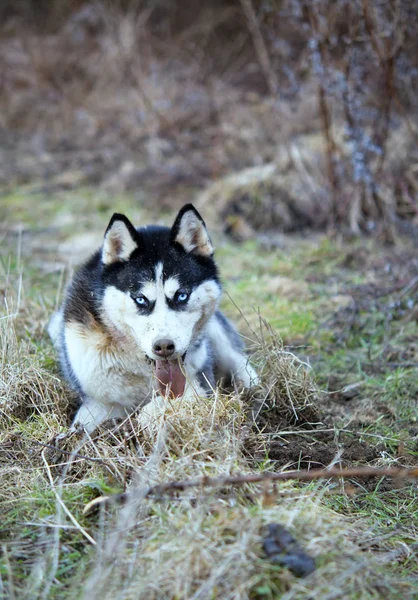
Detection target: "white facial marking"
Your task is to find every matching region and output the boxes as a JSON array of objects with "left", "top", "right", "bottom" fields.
[
  {"left": 138, "top": 262, "right": 164, "bottom": 302},
  {"left": 155, "top": 262, "right": 163, "bottom": 283},
  {"left": 164, "top": 276, "right": 181, "bottom": 299},
  {"left": 141, "top": 281, "right": 157, "bottom": 302},
  {"left": 101, "top": 279, "right": 221, "bottom": 359}
]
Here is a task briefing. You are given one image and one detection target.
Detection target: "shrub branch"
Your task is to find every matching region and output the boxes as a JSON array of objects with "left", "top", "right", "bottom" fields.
[{"left": 83, "top": 465, "right": 418, "bottom": 514}]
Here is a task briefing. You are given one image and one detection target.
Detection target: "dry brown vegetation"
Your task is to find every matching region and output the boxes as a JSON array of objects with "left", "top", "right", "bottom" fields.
[
  {"left": 1, "top": 2, "right": 418, "bottom": 598},
  {"left": 1, "top": 289, "right": 415, "bottom": 599},
  {"left": 1, "top": 0, "right": 418, "bottom": 237},
  {"left": 1, "top": 213, "right": 418, "bottom": 598}
]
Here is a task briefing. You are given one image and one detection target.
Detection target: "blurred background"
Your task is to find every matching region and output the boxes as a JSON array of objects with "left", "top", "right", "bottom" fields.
[{"left": 1, "top": 0, "right": 418, "bottom": 241}]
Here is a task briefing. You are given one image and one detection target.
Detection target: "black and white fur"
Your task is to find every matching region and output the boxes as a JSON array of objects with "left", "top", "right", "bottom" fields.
[{"left": 49, "top": 204, "right": 257, "bottom": 433}]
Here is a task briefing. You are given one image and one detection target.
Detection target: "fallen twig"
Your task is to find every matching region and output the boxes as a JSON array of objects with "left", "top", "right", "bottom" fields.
[
  {"left": 83, "top": 465, "right": 418, "bottom": 514},
  {"left": 30, "top": 439, "right": 110, "bottom": 464}
]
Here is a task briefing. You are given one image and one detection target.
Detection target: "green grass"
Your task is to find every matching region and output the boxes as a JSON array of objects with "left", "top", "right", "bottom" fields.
[{"left": 1, "top": 189, "right": 418, "bottom": 599}]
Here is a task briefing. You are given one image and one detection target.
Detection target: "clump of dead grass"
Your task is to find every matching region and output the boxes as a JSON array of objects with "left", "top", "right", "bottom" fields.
[
  {"left": 0, "top": 297, "right": 70, "bottom": 427},
  {"left": 80, "top": 493, "right": 360, "bottom": 600},
  {"left": 249, "top": 318, "right": 320, "bottom": 429},
  {"left": 2, "top": 267, "right": 416, "bottom": 599},
  {"left": 67, "top": 380, "right": 409, "bottom": 600}
]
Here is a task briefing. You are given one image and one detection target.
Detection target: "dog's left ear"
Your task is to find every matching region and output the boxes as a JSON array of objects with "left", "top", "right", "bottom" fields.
[
  {"left": 102, "top": 213, "right": 138, "bottom": 265},
  {"left": 170, "top": 204, "right": 214, "bottom": 257}
]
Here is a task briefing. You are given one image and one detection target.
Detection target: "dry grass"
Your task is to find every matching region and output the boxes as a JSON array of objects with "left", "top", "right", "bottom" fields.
[
  {"left": 1, "top": 251, "right": 417, "bottom": 599},
  {"left": 249, "top": 318, "right": 320, "bottom": 426},
  {"left": 1, "top": 2, "right": 418, "bottom": 236}
]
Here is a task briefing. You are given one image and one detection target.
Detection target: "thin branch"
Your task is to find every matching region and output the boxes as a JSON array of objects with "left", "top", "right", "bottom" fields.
[
  {"left": 398, "top": 275, "right": 418, "bottom": 298},
  {"left": 304, "top": 1, "right": 339, "bottom": 231},
  {"left": 239, "top": 0, "right": 278, "bottom": 95},
  {"left": 83, "top": 465, "right": 418, "bottom": 514},
  {"left": 31, "top": 439, "right": 114, "bottom": 464}
]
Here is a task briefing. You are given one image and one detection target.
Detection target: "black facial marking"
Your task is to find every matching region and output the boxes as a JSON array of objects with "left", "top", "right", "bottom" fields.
[
  {"left": 131, "top": 293, "right": 156, "bottom": 315},
  {"left": 102, "top": 224, "right": 219, "bottom": 298},
  {"left": 64, "top": 211, "right": 220, "bottom": 326},
  {"left": 166, "top": 289, "right": 191, "bottom": 311}
]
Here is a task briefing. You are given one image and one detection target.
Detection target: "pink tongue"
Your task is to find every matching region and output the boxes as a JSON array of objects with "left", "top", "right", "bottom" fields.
[{"left": 155, "top": 359, "right": 186, "bottom": 398}]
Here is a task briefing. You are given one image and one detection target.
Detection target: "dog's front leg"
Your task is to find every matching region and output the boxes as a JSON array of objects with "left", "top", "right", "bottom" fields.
[
  {"left": 71, "top": 399, "right": 127, "bottom": 434},
  {"left": 232, "top": 357, "right": 259, "bottom": 388}
]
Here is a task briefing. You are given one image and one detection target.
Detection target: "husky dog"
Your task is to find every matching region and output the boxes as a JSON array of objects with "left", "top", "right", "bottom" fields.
[{"left": 49, "top": 204, "right": 257, "bottom": 433}]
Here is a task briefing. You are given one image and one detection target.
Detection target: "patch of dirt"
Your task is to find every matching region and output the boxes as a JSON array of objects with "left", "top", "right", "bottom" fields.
[
  {"left": 245, "top": 244, "right": 418, "bottom": 475},
  {"left": 265, "top": 434, "right": 384, "bottom": 470},
  {"left": 253, "top": 402, "right": 320, "bottom": 434},
  {"left": 246, "top": 411, "right": 386, "bottom": 470},
  {"left": 247, "top": 422, "right": 415, "bottom": 493},
  {"left": 245, "top": 385, "right": 389, "bottom": 471}
]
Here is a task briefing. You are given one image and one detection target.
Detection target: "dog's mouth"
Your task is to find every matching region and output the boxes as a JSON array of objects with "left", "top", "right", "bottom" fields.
[{"left": 152, "top": 353, "right": 187, "bottom": 398}]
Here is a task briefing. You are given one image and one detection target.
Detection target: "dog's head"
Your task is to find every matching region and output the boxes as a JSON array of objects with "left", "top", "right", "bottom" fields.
[{"left": 99, "top": 204, "right": 221, "bottom": 393}]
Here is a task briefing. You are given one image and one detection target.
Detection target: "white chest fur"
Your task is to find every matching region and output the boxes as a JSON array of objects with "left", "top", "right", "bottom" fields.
[{"left": 64, "top": 321, "right": 153, "bottom": 410}]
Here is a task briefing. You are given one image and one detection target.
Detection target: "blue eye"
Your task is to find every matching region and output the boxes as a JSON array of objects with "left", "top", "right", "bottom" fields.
[
  {"left": 176, "top": 291, "right": 189, "bottom": 303},
  {"left": 135, "top": 295, "right": 148, "bottom": 307}
]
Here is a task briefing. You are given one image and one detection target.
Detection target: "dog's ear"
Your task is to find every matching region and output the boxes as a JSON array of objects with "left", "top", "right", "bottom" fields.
[
  {"left": 170, "top": 204, "right": 214, "bottom": 257},
  {"left": 102, "top": 213, "right": 138, "bottom": 265}
]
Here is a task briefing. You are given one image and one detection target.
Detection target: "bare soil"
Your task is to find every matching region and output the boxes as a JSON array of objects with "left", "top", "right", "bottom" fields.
[{"left": 245, "top": 239, "right": 418, "bottom": 489}]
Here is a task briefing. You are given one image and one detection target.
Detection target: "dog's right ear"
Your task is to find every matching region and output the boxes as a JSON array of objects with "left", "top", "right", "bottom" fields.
[{"left": 102, "top": 213, "right": 138, "bottom": 265}]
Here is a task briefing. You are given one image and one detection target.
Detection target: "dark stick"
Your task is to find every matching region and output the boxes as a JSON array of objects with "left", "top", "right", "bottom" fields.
[{"left": 83, "top": 465, "right": 418, "bottom": 513}]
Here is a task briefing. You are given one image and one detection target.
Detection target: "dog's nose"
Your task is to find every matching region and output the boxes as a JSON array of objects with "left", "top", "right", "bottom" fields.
[{"left": 153, "top": 338, "right": 175, "bottom": 358}]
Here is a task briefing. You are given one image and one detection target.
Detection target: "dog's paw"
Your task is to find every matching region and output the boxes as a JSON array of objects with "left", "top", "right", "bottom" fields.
[
  {"left": 41, "top": 429, "right": 80, "bottom": 467},
  {"left": 240, "top": 360, "right": 259, "bottom": 388},
  {"left": 71, "top": 399, "right": 120, "bottom": 434},
  {"left": 50, "top": 428, "right": 80, "bottom": 446}
]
